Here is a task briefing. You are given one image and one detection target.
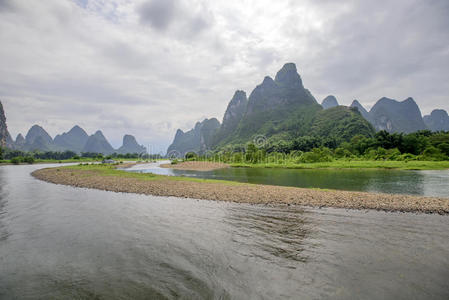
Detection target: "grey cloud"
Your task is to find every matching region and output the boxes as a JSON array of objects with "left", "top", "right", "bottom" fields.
[
  {"left": 138, "top": 0, "right": 176, "bottom": 30},
  {"left": 285, "top": 0, "right": 449, "bottom": 113},
  {"left": 1, "top": 0, "right": 448, "bottom": 152},
  {"left": 137, "top": 0, "right": 213, "bottom": 38}
]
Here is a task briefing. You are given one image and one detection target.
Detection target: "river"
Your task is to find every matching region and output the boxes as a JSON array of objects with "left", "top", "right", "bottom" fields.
[
  {"left": 128, "top": 162, "right": 449, "bottom": 198},
  {"left": 1, "top": 164, "right": 448, "bottom": 299}
]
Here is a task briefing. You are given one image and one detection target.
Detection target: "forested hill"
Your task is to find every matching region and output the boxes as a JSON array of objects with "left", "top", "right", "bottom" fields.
[{"left": 167, "top": 63, "right": 375, "bottom": 156}]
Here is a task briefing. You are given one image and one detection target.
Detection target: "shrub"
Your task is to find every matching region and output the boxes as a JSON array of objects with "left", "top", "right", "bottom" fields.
[
  {"left": 298, "top": 148, "right": 333, "bottom": 163},
  {"left": 23, "top": 156, "right": 35, "bottom": 164},
  {"left": 185, "top": 152, "right": 198, "bottom": 161},
  {"left": 11, "top": 157, "right": 22, "bottom": 164},
  {"left": 421, "top": 146, "right": 445, "bottom": 161},
  {"left": 437, "top": 143, "right": 449, "bottom": 157},
  {"left": 232, "top": 152, "right": 243, "bottom": 163},
  {"left": 73, "top": 155, "right": 80, "bottom": 160},
  {"left": 386, "top": 148, "right": 401, "bottom": 160}
]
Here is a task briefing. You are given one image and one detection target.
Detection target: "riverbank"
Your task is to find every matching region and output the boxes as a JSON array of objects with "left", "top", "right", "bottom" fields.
[
  {"left": 160, "top": 161, "right": 230, "bottom": 171},
  {"left": 32, "top": 164, "right": 449, "bottom": 214},
  {"left": 230, "top": 160, "right": 449, "bottom": 170}
]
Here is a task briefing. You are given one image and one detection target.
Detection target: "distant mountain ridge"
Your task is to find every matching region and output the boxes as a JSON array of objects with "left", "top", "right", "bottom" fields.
[
  {"left": 5, "top": 123, "right": 146, "bottom": 155},
  {"left": 54, "top": 125, "right": 89, "bottom": 153},
  {"left": 167, "top": 63, "right": 375, "bottom": 155},
  {"left": 321, "top": 95, "right": 339, "bottom": 109},
  {"left": 117, "top": 135, "right": 146, "bottom": 155},
  {"left": 350, "top": 100, "right": 372, "bottom": 123},
  {"left": 369, "top": 97, "right": 426, "bottom": 133},
  {"left": 423, "top": 109, "right": 449, "bottom": 131},
  {"left": 167, "top": 62, "right": 449, "bottom": 156},
  {"left": 167, "top": 118, "right": 220, "bottom": 156},
  {"left": 0, "top": 100, "right": 14, "bottom": 149}
]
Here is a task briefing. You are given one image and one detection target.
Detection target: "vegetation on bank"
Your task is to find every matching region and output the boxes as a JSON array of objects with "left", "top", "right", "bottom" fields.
[
  {"left": 230, "top": 160, "right": 449, "bottom": 170},
  {"left": 0, "top": 148, "right": 162, "bottom": 165},
  {"left": 32, "top": 164, "right": 449, "bottom": 214},
  {"left": 64, "top": 164, "right": 243, "bottom": 185},
  {"left": 185, "top": 130, "right": 449, "bottom": 170}
]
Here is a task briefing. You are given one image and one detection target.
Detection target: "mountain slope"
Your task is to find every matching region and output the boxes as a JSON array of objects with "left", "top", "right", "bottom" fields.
[
  {"left": 15, "top": 134, "right": 25, "bottom": 149},
  {"left": 225, "top": 63, "right": 319, "bottom": 144},
  {"left": 117, "top": 135, "right": 146, "bottom": 154},
  {"left": 82, "top": 130, "right": 114, "bottom": 155},
  {"left": 168, "top": 63, "right": 379, "bottom": 153},
  {"left": 24, "top": 125, "right": 54, "bottom": 151},
  {"left": 167, "top": 118, "right": 220, "bottom": 156},
  {"left": 423, "top": 109, "right": 449, "bottom": 131},
  {"left": 213, "top": 90, "right": 248, "bottom": 146},
  {"left": 0, "top": 100, "right": 9, "bottom": 148},
  {"left": 369, "top": 97, "right": 426, "bottom": 133},
  {"left": 350, "top": 99, "right": 372, "bottom": 122},
  {"left": 53, "top": 125, "right": 89, "bottom": 152},
  {"left": 321, "top": 95, "right": 339, "bottom": 109},
  {"left": 310, "top": 106, "right": 375, "bottom": 140}
]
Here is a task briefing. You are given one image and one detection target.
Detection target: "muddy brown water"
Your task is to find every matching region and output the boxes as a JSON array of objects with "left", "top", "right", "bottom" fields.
[{"left": 1, "top": 164, "right": 449, "bottom": 299}]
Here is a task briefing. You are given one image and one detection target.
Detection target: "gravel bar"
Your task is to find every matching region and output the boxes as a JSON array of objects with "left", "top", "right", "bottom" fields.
[{"left": 32, "top": 167, "right": 449, "bottom": 214}]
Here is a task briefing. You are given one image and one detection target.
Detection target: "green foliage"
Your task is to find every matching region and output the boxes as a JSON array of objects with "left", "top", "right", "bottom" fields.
[
  {"left": 23, "top": 156, "right": 34, "bottom": 164},
  {"left": 437, "top": 143, "right": 449, "bottom": 156},
  {"left": 310, "top": 107, "right": 375, "bottom": 141},
  {"left": 11, "top": 157, "right": 21, "bottom": 164},
  {"left": 185, "top": 152, "right": 198, "bottom": 160},
  {"left": 195, "top": 130, "right": 449, "bottom": 166},
  {"left": 297, "top": 148, "right": 333, "bottom": 163}
]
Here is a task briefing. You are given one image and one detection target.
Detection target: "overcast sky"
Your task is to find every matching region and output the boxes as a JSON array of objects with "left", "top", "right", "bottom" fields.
[{"left": 1, "top": 0, "right": 448, "bottom": 153}]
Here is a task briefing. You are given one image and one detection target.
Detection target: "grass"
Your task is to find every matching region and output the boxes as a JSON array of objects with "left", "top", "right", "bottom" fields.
[
  {"left": 64, "top": 164, "right": 245, "bottom": 186},
  {"left": 230, "top": 160, "right": 449, "bottom": 170},
  {"left": 0, "top": 158, "right": 164, "bottom": 165}
]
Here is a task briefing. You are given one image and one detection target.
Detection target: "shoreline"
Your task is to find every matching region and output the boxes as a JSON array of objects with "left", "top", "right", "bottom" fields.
[
  {"left": 230, "top": 160, "right": 449, "bottom": 170},
  {"left": 160, "top": 161, "right": 230, "bottom": 171},
  {"left": 31, "top": 165, "right": 449, "bottom": 215}
]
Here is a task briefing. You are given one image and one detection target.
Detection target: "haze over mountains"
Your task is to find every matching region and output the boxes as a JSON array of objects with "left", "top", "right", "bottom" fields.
[
  {"left": 1, "top": 62, "right": 449, "bottom": 156},
  {"left": 168, "top": 63, "right": 449, "bottom": 156},
  {"left": 0, "top": 105, "right": 147, "bottom": 155}
]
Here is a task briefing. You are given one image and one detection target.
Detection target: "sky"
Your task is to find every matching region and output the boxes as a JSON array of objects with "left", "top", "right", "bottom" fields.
[{"left": 0, "top": 0, "right": 448, "bottom": 153}]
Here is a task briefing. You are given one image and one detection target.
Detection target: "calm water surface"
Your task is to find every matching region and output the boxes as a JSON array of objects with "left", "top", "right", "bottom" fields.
[
  {"left": 128, "top": 162, "right": 449, "bottom": 198},
  {"left": 1, "top": 164, "right": 449, "bottom": 299}
]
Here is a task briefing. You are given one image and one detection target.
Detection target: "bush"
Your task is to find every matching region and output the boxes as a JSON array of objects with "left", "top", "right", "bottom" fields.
[
  {"left": 437, "top": 143, "right": 449, "bottom": 157},
  {"left": 386, "top": 148, "right": 401, "bottom": 160},
  {"left": 421, "top": 146, "right": 446, "bottom": 161},
  {"left": 73, "top": 155, "right": 80, "bottom": 160},
  {"left": 23, "top": 156, "right": 35, "bottom": 164},
  {"left": 396, "top": 153, "right": 417, "bottom": 161},
  {"left": 298, "top": 148, "right": 333, "bottom": 163},
  {"left": 11, "top": 157, "right": 22, "bottom": 164},
  {"left": 185, "top": 152, "right": 198, "bottom": 161}
]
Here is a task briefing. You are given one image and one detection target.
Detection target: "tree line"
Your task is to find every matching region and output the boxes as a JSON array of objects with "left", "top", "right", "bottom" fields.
[
  {"left": 0, "top": 148, "right": 162, "bottom": 164},
  {"left": 188, "top": 130, "right": 449, "bottom": 164}
]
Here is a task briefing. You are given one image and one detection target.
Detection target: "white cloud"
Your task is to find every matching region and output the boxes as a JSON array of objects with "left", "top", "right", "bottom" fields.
[{"left": 0, "top": 0, "right": 448, "bottom": 153}]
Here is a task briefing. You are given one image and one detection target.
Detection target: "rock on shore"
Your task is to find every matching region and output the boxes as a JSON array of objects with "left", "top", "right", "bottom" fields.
[{"left": 32, "top": 166, "right": 449, "bottom": 214}]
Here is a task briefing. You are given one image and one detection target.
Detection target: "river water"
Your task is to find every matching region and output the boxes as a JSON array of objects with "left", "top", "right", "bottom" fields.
[
  {"left": 128, "top": 162, "right": 449, "bottom": 198},
  {"left": 1, "top": 164, "right": 449, "bottom": 299}
]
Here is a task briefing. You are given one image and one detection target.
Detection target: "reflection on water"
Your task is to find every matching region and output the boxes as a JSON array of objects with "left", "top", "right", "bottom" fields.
[
  {"left": 1, "top": 164, "right": 449, "bottom": 299},
  {"left": 128, "top": 162, "right": 449, "bottom": 197},
  {"left": 224, "top": 206, "right": 312, "bottom": 265}
]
